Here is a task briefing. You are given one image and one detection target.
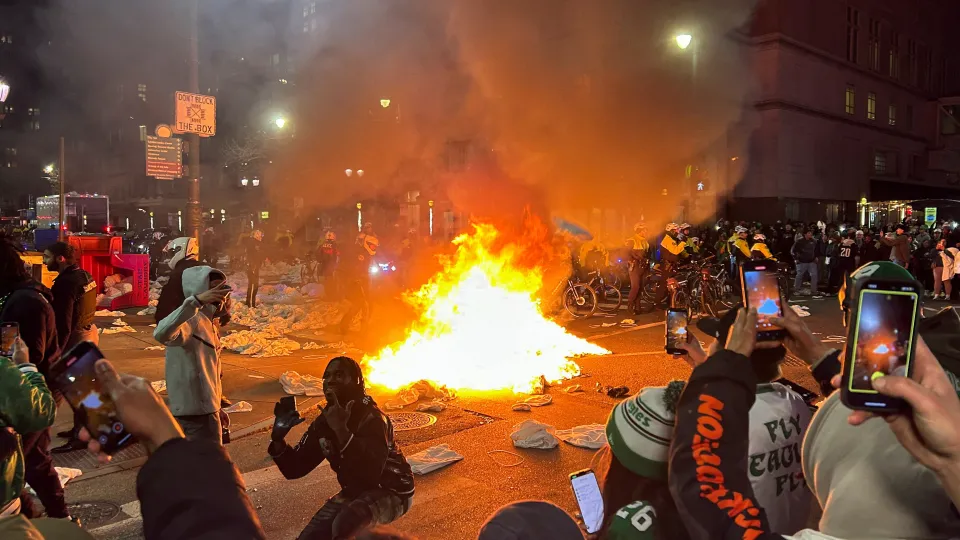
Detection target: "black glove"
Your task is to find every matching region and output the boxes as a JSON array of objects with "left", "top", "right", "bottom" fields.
[{"left": 271, "top": 401, "right": 305, "bottom": 442}]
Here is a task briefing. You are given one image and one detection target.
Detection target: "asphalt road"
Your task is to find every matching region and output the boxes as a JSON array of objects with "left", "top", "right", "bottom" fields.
[{"left": 62, "top": 296, "right": 854, "bottom": 540}]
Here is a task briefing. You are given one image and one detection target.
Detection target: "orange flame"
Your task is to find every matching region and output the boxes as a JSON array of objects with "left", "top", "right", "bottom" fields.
[{"left": 363, "top": 223, "right": 610, "bottom": 393}]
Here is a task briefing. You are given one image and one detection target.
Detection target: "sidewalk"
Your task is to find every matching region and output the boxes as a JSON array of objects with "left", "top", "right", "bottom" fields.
[{"left": 57, "top": 310, "right": 341, "bottom": 481}]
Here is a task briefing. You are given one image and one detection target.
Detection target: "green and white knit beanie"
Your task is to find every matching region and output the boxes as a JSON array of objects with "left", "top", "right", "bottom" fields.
[{"left": 605, "top": 380, "right": 685, "bottom": 479}]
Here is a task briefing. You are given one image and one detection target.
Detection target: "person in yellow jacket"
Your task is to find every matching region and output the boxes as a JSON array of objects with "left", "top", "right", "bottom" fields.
[
  {"left": 731, "top": 226, "right": 752, "bottom": 264},
  {"left": 750, "top": 233, "right": 777, "bottom": 261},
  {"left": 625, "top": 223, "right": 651, "bottom": 315},
  {"left": 655, "top": 223, "right": 686, "bottom": 307},
  {"left": 679, "top": 223, "right": 699, "bottom": 257},
  {"left": 578, "top": 238, "right": 609, "bottom": 278}
]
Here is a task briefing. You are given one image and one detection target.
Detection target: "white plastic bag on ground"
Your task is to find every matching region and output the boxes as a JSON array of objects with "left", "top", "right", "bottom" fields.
[
  {"left": 416, "top": 401, "right": 446, "bottom": 412},
  {"left": 150, "top": 380, "right": 166, "bottom": 394},
  {"left": 515, "top": 395, "right": 552, "bottom": 407},
  {"left": 385, "top": 388, "right": 419, "bottom": 410},
  {"left": 791, "top": 305, "right": 811, "bottom": 317},
  {"left": 144, "top": 345, "right": 165, "bottom": 351},
  {"left": 406, "top": 444, "right": 464, "bottom": 475},
  {"left": 56, "top": 467, "right": 82, "bottom": 486},
  {"left": 512, "top": 403, "right": 532, "bottom": 412},
  {"left": 224, "top": 401, "right": 254, "bottom": 413},
  {"left": 280, "top": 371, "right": 324, "bottom": 396},
  {"left": 94, "top": 310, "right": 125, "bottom": 317},
  {"left": 510, "top": 419, "right": 559, "bottom": 450},
  {"left": 555, "top": 424, "right": 607, "bottom": 449}
]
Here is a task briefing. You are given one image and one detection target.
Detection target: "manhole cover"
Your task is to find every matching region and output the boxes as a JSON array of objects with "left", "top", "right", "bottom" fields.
[
  {"left": 389, "top": 411, "right": 437, "bottom": 431},
  {"left": 67, "top": 500, "right": 121, "bottom": 527}
]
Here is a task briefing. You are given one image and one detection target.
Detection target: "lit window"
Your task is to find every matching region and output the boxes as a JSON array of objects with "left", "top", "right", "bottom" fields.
[
  {"left": 27, "top": 107, "right": 39, "bottom": 116},
  {"left": 4, "top": 147, "right": 15, "bottom": 156},
  {"left": 3, "top": 105, "right": 13, "bottom": 114},
  {"left": 139, "top": 125, "right": 147, "bottom": 141},
  {"left": 888, "top": 104, "right": 897, "bottom": 126},
  {"left": 867, "top": 92, "right": 876, "bottom": 120},
  {"left": 874, "top": 152, "right": 887, "bottom": 175},
  {"left": 845, "top": 86, "right": 855, "bottom": 115},
  {"left": 137, "top": 83, "right": 147, "bottom": 102},
  {"left": 0, "top": 35, "right": 12, "bottom": 44}
]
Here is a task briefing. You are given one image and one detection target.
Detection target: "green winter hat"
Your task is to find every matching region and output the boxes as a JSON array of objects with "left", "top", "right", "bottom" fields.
[
  {"left": 604, "top": 381, "right": 685, "bottom": 480},
  {"left": 839, "top": 261, "right": 918, "bottom": 326}
]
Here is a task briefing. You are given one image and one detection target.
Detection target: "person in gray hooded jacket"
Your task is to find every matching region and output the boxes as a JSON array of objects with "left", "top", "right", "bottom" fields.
[{"left": 154, "top": 266, "right": 232, "bottom": 445}]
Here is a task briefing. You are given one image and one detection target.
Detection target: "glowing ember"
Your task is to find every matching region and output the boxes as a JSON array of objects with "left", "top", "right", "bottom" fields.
[{"left": 363, "top": 223, "right": 610, "bottom": 393}]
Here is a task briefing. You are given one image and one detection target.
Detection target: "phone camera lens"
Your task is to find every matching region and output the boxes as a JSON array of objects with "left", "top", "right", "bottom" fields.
[
  {"left": 112, "top": 422, "right": 124, "bottom": 433},
  {"left": 98, "top": 434, "right": 109, "bottom": 445}
]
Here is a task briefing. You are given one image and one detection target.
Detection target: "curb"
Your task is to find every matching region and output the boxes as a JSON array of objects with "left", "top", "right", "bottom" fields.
[{"left": 71, "top": 397, "right": 321, "bottom": 483}]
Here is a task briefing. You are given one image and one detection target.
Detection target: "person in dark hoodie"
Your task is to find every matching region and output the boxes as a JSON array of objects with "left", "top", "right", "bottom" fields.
[
  {"left": 269, "top": 356, "right": 414, "bottom": 540},
  {"left": 0, "top": 238, "right": 71, "bottom": 521}
]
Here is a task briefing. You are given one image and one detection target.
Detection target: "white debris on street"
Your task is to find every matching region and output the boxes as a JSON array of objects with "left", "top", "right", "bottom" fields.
[
  {"left": 98, "top": 274, "right": 135, "bottom": 307},
  {"left": 791, "top": 305, "right": 811, "bottom": 317},
  {"left": 279, "top": 371, "right": 324, "bottom": 396},
  {"left": 406, "top": 444, "right": 464, "bottom": 475},
  {"left": 555, "top": 424, "right": 607, "bottom": 449},
  {"left": 510, "top": 419, "right": 559, "bottom": 450},
  {"left": 144, "top": 345, "right": 165, "bottom": 351},
  {"left": 94, "top": 310, "right": 125, "bottom": 317},
  {"left": 150, "top": 380, "right": 166, "bottom": 394},
  {"left": 224, "top": 401, "right": 254, "bottom": 413},
  {"left": 222, "top": 330, "right": 303, "bottom": 357}
]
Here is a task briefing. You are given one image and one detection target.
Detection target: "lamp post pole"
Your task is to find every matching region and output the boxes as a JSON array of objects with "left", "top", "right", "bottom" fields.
[
  {"left": 186, "top": 0, "right": 202, "bottom": 243},
  {"left": 58, "top": 137, "right": 65, "bottom": 241}
]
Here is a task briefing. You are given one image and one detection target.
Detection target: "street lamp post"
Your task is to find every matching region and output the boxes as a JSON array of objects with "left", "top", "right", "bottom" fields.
[{"left": 675, "top": 33, "right": 698, "bottom": 84}]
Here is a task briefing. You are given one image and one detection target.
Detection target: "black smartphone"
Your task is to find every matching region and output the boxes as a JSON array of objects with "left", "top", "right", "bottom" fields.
[
  {"left": 665, "top": 308, "right": 689, "bottom": 355},
  {"left": 0, "top": 322, "right": 19, "bottom": 357},
  {"left": 279, "top": 395, "right": 297, "bottom": 414},
  {"left": 51, "top": 342, "right": 133, "bottom": 453},
  {"left": 842, "top": 278, "right": 922, "bottom": 412},
  {"left": 740, "top": 261, "right": 786, "bottom": 341},
  {"left": 570, "top": 469, "right": 604, "bottom": 535}
]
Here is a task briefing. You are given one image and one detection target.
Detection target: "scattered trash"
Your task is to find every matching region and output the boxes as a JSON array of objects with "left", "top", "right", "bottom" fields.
[
  {"left": 150, "top": 380, "right": 166, "bottom": 394},
  {"left": 148, "top": 324, "right": 157, "bottom": 328},
  {"left": 224, "top": 401, "right": 254, "bottom": 413},
  {"left": 385, "top": 387, "right": 420, "bottom": 410},
  {"left": 510, "top": 419, "right": 559, "bottom": 449},
  {"left": 137, "top": 306, "right": 157, "bottom": 316},
  {"left": 416, "top": 401, "right": 446, "bottom": 412},
  {"left": 512, "top": 403, "right": 532, "bottom": 412},
  {"left": 606, "top": 386, "right": 630, "bottom": 399},
  {"left": 279, "top": 371, "right": 324, "bottom": 396},
  {"left": 94, "top": 310, "right": 125, "bottom": 317},
  {"left": 556, "top": 424, "right": 607, "bottom": 449},
  {"left": 223, "top": 330, "right": 302, "bottom": 357},
  {"left": 565, "top": 385, "right": 583, "bottom": 393},
  {"left": 516, "top": 395, "right": 552, "bottom": 407},
  {"left": 144, "top": 345, "right": 165, "bottom": 351},
  {"left": 486, "top": 449, "right": 524, "bottom": 468},
  {"left": 600, "top": 322, "right": 617, "bottom": 328},
  {"left": 620, "top": 318, "right": 637, "bottom": 327},
  {"left": 55, "top": 467, "right": 81, "bottom": 487},
  {"left": 247, "top": 374, "right": 266, "bottom": 379},
  {"left": 112, "top": 319, "right": 129, "bottom": 327},
  {"left": 302, "top": 342, "right": 323, "bottom": 350},
  {"left": 790, "top": 305, "right": 811, "bottom": 318},
  {"left": 101, "top": 325, "right": 137, "bottom": 335},
  {"left": 407, "top": 444, "right": 464, "bottom": 475},
  {"left": 407, "top": 380, "right": 456, "bottom": 401}
]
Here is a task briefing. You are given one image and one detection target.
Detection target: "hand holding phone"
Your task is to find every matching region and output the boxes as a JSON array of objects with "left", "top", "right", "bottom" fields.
[
  {"left": 665, "top": 309, "right": 689, "bottom": 355},
  {"left": 53, "top": 342, "right": 136, "bottom": 454},
  {"left": 570, "top": 469, "right": 604, "bottom": 535},
  {"left": 740, "top": 261, "right": 785, "bottom": 341},
  {"left": 1, "top": 322, "right": 20, "bottom": 357},
  {"left": 842, "top": 278, "right": 921, "bottom": 412}
]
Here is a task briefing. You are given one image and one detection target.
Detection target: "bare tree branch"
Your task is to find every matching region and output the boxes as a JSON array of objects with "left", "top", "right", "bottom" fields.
[{"left": 220, "top": 134, "right": 266, "bottom": 166}]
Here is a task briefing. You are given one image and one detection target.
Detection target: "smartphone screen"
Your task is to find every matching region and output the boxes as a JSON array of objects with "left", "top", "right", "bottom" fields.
[
  {"left": 743, "top": 267, "right": 784, "bottom": 332},
  {"left": 847, "top": 287, "right": 919, "bottom": 396},
  {"left": 570, "top": 470, "right": 604, "bottom": 534},
  {"left": 0, "top": 323, "right": 19, "bottom": 357},
  {"left": 665, "top": 309, "right": 688, "bottom": 353},
  {"left": 55, "top": 343, "right": 132, "bottom": 453}
]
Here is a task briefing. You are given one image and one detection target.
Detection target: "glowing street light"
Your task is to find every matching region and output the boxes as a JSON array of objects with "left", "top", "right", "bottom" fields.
[
  {"left": 0, "top": 81, "right": 9, "bottom": 103},
  {"left": 252, "top": 177, "right": 260, "bottom": 187},
  {"left": 274, "top": 116, "right": 287, "bottom": 129},
  {"left": 345, "top": 169, "right": 353, "bottom": 177},
  {"left": 675, "top": 34, "right": 693, "bottom": 50},
  {"left": 43, "top": 164, "right": 55, "bottom": 175},
  {"left": 356, "top": 169, "right": 364, "bottom": 177},
  {"left": 241, "top": 177, "right": 249, "bottom": 186},
  {"left": 380, "top": 99, "right": 391, "bottom": 108}
]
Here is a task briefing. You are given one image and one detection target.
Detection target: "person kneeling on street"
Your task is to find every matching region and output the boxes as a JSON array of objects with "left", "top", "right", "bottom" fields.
[{"left": 269, "top": 356, "right": 414, "bottom": 540}]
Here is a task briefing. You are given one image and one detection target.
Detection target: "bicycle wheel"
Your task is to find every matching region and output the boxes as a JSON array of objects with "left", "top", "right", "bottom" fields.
[
  {"left": 642, "top": 274, "right": 660, "bottom": 302},
  {"left": 596, "top": 284, "right": 622, "bottom": 313},
  {"left": 670, "top": 288, "right": 690, "bottom": 311},
  {"left": 564, "top": 285, "right": 598, "bottom": 319}
]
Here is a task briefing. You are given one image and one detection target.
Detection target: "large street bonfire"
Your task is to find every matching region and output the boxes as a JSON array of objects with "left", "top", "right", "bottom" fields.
[{"left": 363, "top": 222, "right": 609, "bottom": 394}]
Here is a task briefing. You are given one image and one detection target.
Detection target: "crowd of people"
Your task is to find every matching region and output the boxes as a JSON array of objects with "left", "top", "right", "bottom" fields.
[{"left": 6, "top": 215, "right": 960, "bottom": 538}]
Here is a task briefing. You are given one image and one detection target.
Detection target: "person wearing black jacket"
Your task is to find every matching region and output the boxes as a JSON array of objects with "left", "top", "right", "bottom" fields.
[
  {"left": 0, "top": 239, "right": 70, "bottom": 520},
  {"left": 154, "top": 237, "right": 203, "bottom": 324},
  {"left": 43, "top": 242, "right": 100, "bottom": 454},
  {"left": 269, "top": 357, "right": 414, "bottom": 540}
]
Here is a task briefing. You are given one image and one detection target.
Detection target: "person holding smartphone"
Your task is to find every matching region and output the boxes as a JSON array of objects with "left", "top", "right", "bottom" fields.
[
  {"left": 0, "top": 337, "right": 56, "bottom": 518},
  {"left": 268, "top": 356, "right": 414, "bottom": 540},
  {"left": 154, "top": 266, "right": 232, "bottom": 445}
]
